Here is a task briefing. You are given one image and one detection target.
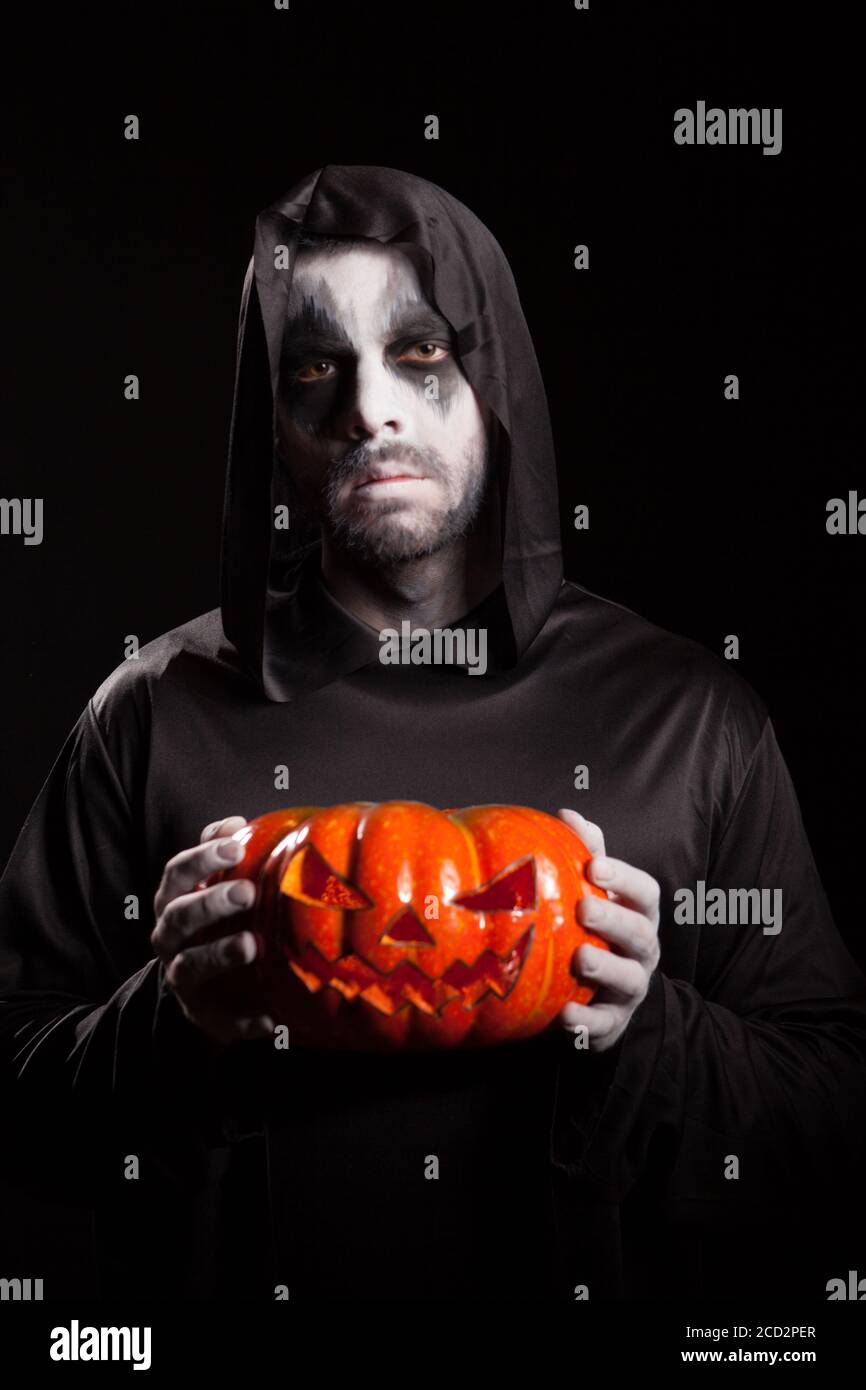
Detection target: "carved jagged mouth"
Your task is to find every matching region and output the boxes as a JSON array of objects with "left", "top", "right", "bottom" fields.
[{"left": 281, "top": 924, "right": 535, "bottom": 1017}]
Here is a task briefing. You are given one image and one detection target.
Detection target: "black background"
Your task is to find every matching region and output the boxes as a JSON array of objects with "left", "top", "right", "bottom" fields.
[{"left": 1, "top": 0, "right": 862, "bottom": 1300}]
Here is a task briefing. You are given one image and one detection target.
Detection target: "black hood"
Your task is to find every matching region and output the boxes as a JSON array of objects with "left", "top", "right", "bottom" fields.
[{"left": 219, "top": 164, "right": 563, "bottom": 702}]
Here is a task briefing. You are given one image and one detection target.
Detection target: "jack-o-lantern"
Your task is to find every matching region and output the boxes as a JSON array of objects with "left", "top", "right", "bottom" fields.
[{"left": 197, "top": 801, "right": 611, "bottom": 1050}]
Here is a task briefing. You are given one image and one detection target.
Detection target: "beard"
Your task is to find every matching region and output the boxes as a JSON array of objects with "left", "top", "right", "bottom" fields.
[{"left": 319, "top": 438, "right": 490, "bottom": 565}]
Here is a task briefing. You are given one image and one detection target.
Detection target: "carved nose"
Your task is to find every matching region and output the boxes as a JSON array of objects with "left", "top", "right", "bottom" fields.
[{"left": 378, "top": 905, "right": 435, "bottom": 947}]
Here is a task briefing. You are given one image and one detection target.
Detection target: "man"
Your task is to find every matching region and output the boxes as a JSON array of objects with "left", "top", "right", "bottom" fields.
[{"left": 1, "top": 165, "right": 864, "bottom": 1302}]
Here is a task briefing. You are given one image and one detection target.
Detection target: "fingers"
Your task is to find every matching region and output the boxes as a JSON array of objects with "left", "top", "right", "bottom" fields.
[
  {"left": 228, "top": 1015, "right": 276, "bottom": 1041},
  {"left": 557, "top": 809, "right": 606, "bottom": 859},
  {"left": 153, "top": 826, "right": 250, "bottom": 922},
  {"left": 583, "top": 854, "right": 661, "bottom": 923},
  {"left": 554, "top": 825, "right": 662, "bottom": 1053},
  {"left": 200, "top": 815, "right": 248, "bottom": 845},
  {"left": 559, "top": 998, "right": 623, "bottom": 1049},
  {"left": 183, "top": 1008, "right": 276, "bottom": 1045},
  {"left": 573, "top": 941, "right": 648, "bottom": 999},
  {"left": 556, "top": 815, "right": 662, "bottom": 924},
  {"left": 164, "top": 929, "right": 260, "bottom": 995},
  {"left": 160, "top": 914, "right": 275, "bottom": 1046},
  {"left": 152, "top": 878, "right": 257, "bottom": 962},
  {"left": 575, "top": 893, "right": 660, "bottom": 965}
]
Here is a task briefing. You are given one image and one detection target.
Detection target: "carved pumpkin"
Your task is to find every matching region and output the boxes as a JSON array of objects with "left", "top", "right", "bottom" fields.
[{"left": 198, "top": 801, "right": 610, "bottom": 1050}]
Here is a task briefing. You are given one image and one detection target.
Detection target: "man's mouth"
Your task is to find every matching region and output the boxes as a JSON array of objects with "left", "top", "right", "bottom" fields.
[{"left": 353, "top": 466, "right": 429, "bottom": 491}]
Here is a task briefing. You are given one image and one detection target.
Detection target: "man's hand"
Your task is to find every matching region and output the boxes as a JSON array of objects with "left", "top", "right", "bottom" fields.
[
  {"left": 150, "top": 815, "right": 274, "bottom": 1046},
  {"left": 556, "top": 809, "right": 661, "bottom": 1052}
]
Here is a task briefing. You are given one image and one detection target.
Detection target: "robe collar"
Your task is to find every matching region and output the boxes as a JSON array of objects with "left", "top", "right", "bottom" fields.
[{"left": 260, "top": 541, "right": 519, "bottom": 700}]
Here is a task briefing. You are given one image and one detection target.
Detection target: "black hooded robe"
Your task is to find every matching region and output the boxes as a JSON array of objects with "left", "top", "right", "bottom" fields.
[{"left": 1, "top": 165, "right": 864, "bottom": 1302}]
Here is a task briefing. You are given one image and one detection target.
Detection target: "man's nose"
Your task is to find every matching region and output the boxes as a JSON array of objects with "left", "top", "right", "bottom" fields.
[{"left": 337, "top": 353, "right": 408, "bottom": 441}]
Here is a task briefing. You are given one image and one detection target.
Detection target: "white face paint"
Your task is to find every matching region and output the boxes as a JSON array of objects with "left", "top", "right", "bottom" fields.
[{"left": 275, "top": 241, "right": 492, "bottom": 563}]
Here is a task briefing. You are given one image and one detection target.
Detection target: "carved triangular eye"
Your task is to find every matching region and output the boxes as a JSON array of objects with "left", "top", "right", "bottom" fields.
[
  {"left": 379, "top": 905, "right": 436, "bottom": 947},
  {"left": 280, "top": 843, "right": 372, "bottom": 909},
  {"left": 452, "top": 858, "right": 536, "bottom": 912}
]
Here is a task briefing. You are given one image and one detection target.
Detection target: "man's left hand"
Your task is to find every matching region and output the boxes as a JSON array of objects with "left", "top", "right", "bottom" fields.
[{"left": 556, "top": 808, "right": 661, "bottom": 1052}]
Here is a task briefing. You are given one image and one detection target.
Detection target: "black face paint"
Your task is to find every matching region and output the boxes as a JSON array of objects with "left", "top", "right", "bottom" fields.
[
  {"left": 381, "top": 301, "right": 465, "bottom": 419},
  {"left": 279, "top": 285, "right": 465, "bottom": 436},
  {"left": 279, "top": 282, "right": 354, "bottom": 435}
]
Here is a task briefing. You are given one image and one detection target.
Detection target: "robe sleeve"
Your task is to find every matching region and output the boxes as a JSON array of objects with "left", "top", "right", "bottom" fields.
[
  {"left": 0, "top": 694, "right": 247, "bottom": 1209},
  {"left": 550, "top": 710, "right": 866, "bottom": 1232}
]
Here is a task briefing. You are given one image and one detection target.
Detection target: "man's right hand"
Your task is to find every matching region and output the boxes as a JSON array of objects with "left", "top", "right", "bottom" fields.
[{"left": 150, "top": 815, "right": 274, "bottom": 1046}]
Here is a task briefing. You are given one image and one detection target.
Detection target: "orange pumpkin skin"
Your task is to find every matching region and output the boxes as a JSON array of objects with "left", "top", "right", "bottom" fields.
[{"left": 198, "top": 801, "right": 611, "bottom": 1052}]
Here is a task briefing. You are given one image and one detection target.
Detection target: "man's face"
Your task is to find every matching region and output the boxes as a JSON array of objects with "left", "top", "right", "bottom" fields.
[{"left": 275, "top": 241, "right": 492, "bottom": 564}]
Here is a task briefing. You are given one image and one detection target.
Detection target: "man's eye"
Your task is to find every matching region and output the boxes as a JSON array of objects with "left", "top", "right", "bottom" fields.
[
  {"left": 296, "top": 360, "right": 337, "bottom": 383},
  {"left": 399, "top": 341, "right": 450, "bottom": 363}
]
